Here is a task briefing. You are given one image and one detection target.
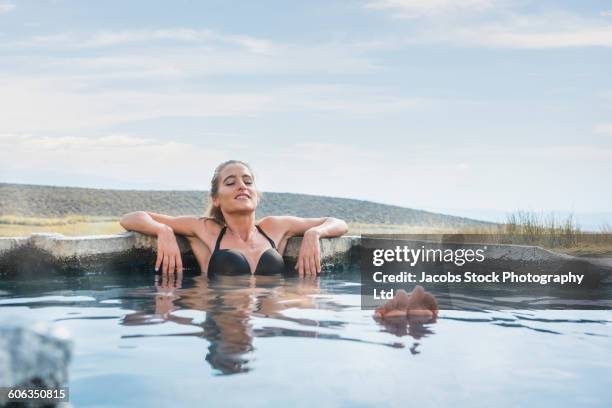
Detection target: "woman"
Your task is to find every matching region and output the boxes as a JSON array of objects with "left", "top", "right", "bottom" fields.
[{"left": 120, "top": 160, "right": 349, "bottom": 276}]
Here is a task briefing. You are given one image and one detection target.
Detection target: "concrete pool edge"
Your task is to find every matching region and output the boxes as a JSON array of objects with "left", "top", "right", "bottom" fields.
[
  {"left": 0, "top": 232, "right": 361, "bottom": 274},
  {"left": 0, "top": 233, "right": 610, "bottom": 283}
]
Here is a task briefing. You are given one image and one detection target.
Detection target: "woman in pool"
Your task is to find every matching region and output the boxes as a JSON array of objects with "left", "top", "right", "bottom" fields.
[
  {"left": 120, "top": 159, "right": 438, "bottom": 323},
  {"left": 120, "top": 160, "right": 349, "bottom": 276}
]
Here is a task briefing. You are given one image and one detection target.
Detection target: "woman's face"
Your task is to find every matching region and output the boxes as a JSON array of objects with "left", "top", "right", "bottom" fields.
[{"left": 213, "top": 163, "right": 258, "bottom": 215}]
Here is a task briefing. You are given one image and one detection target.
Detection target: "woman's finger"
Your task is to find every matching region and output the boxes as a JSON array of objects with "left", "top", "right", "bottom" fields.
[
  {"left": 310, "top": 255, "right": 317, "bottom": 275},
  {"left": 316, "top": 251, "right": 321, "bottom": 274},
  {"left": 169, "top": 255, "right": 176, "bottom": 275},
  {"left": 294, "top": 252, "right": 301, "bottom": 270},
  {"left": 307, "top": 254, "right": 314, "bottom": 275},
  {"left": 177, "top": 255, "right": 183, "bottom": 274},
  {"left": 163, "top": 253, "right": 169, "bottom": 275},
  {"left": 176, "top": 268, "right": 183, "bottom": 289},
  {"left": 298, "top": 256, "right": 304, "bottom": 276},
  {"left": 312, "top": 254, "right": 318, "bottom": 275},
  {"left": 155, "top": 251, "right": 162, "bottom": 272},
  {"left": 305, "top": 255, "right": 310, "bottom": 275},
  {"left": 161, "top": 269, "right": 168, "bottom": 288}
]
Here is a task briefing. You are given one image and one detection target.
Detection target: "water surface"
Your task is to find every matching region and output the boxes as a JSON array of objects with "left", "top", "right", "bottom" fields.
[{"left": 0, "top": 269, "right": 610, "bottom": 407}]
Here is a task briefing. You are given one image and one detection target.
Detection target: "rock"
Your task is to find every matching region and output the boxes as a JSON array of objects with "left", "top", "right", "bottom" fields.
[{"left": 0, "top": 318, "right": 72, "bottom": 404}]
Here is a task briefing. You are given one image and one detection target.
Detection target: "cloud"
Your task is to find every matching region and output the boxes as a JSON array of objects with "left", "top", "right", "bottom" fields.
[
  {"left": 0, "top": 133, "right": 227, "bottom": 188},
  {"left": 0, "top": 28, "right": 382, "bottom": 81},
  {"left": 8, "top": 28, "right": 277, "bottom": 54},
  {"left": 529, "top": 145, "right": 612, "bottom": 161},
  {"left": 86, "top": 28, "right": 213, "bottom": 47},
  {"left": 272, "top": 84, "right": 431, "bottom": 115},
  {"left": 0, "top": 134, "right": 389, "bottom": 196},
  {"left": 365, "top": 2, "right": 612, "bottom": 49},
  {"left": 0, "top": 73, "right": 429, "bottom": 133},
  {"left": 0, "top": 3, "right": 15, "bottom": 14},
  {"left": 38, "top": 45, "right": 379, "bottom": 78},
  {"left": 2, "top": 133, "right": 610, "bottom": 213},
  {"left": 452, "top": 14, "right": 612, "bottom": 48},
  {"left": 0, "top": 75, "right": 275, "bottom": 133},
  {"left": 594, "top": 124, "right": 612, "bottom": 135},
  {"left": 365, "top": 0, "right": 497, "bottom": 18}
]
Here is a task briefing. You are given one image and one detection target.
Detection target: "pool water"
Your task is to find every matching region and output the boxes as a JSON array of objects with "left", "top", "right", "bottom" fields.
[{"left": 0, "top": 269, "right": 610, "bottom": 407}]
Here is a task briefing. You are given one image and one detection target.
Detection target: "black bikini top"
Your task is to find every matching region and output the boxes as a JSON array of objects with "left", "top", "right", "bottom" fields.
[{"left": 207, "top": 225, "right": 285, "bottom": 276}]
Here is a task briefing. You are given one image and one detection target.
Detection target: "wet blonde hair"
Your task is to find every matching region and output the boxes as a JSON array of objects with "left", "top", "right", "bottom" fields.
[{"left": 203, "top": 160, "right": 261, "bottom": 225}]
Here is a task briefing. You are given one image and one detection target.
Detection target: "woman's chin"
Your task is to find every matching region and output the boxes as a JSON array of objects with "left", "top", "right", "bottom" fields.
[{"left": 227, "top": 202, "right": 257, "bottom": 213}]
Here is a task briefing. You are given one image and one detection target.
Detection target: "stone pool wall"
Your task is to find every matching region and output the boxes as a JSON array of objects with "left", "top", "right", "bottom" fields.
[
  {"left": 0, "top": 232, "right": 610, "bottom": 285},
  {"left": 0, "top": 232, "right": 360, "bottom": 275}
]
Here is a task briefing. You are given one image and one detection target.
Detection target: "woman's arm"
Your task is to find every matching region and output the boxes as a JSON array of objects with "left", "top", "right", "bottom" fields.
[
  {"left": 119, "top": 211, "right": 199, "bottom": 237},
  {"left": 261, "top": 216, "right": 348, "bottom": 238},
  {"left": 260, "top": 216, "right": 348, "bottom": 276},
  {"left": 298, "top": 217, "right": 349, "bottom": 239},
  {"left": 119, "top": 211, "right": 202, "bottom": 274},
  {"left": 296, "top": 217, "right": 348, "bottom": 276}
]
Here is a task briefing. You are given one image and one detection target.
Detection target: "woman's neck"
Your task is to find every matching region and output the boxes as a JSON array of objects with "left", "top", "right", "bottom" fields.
[{"left": 224, "top": 212, "right": 257, "bottom": 242}]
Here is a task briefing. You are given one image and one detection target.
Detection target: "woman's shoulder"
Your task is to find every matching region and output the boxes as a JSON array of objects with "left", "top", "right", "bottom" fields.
[
  {"left": 257, "top": 216, "right": 283, "bottom": 230},
  {"left": 256, "top": 215, "right": 287, "bottom": 227},
  {"left": 195, "top": 216, "right": 224, "bottom": 236},
  {"left": 256, "top": 215, "right": 301, "bottom": 235}
]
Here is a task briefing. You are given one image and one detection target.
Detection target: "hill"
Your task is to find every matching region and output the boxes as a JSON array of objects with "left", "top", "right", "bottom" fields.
[{"left": 0, "top": 182, "right": 491, "bottom": 228}]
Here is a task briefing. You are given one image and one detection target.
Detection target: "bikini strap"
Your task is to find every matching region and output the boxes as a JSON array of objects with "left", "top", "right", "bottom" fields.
[
  {"left": 214, "top": 226, "right": 227, "bottom": 252},
  {"left": 256, "top": 225, "right": 276, "bottom": 249}
]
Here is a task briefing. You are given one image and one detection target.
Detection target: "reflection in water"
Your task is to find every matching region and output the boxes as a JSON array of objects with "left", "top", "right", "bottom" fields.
[
  {"left": 1, "top": 268, "right": 610, "bottom": 407},
  {"left": 121, "top": 272, "right": 435, "bottom": 374},
  {"left": 1, "top": 266, "right": 609, "bottom": 390},
  {"left": 373, "top": 315, "right": 436, "bottom": 355}
]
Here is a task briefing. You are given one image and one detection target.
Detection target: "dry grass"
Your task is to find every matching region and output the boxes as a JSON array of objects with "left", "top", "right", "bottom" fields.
[
  {"left": 2, "top": 219, "right": 450, "bottom": 237},
  {"left": 352, "top": 212, "right": 612, "bottom": 257},
  {"left": 458, "top": 211, "right": 612, "bottom": 257},
  {"left": 347, "top": 223, "right": 458, "bottom": 235},
  {"left": 0, "top": 215, "right": 118, "bottom": 226},
  {"left": 0, "top": 216, "right": 124, "bottom": 237}
]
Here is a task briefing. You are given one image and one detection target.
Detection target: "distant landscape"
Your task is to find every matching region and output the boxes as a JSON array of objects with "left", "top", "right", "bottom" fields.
[
  {"left": 0, "top": 182, "right": 492, "bottom": 236},
  {"left": 2, "top": 183, "right": 611, "bottom": 257}
]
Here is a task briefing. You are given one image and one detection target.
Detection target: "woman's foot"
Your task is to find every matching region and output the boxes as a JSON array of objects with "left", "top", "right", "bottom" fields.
[{"left": 373, "top": 285, "right": 438, "bottom": 321}]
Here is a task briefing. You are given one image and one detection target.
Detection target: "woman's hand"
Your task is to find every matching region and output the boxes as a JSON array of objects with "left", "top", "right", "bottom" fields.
[
  {"left": 295, "top": 229, "right": 321, "bottom": 276},
  {"left": 155, "top": 225, "right": 183, "bottom": 275},
  {"left": 154, "top": 268, "right": 182, "bottom": 316}
]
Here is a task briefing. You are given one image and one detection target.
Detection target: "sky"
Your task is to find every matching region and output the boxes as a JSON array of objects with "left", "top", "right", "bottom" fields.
[{"left": 1, "top": 0, "right": 611, "bottom": 227}]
